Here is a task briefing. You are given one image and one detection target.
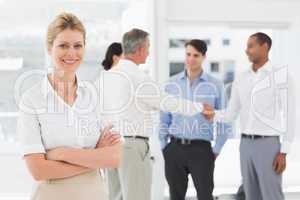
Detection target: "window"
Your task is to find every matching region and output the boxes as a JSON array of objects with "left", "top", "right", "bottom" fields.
[
  {"left": 169, "top": 62, "right": 185, "bottom": 76},
  {"left": 203, "top": 39, "right": 211, "bottom": 46},
  {"left": 222, "top": 38, "right": 231, "bottom": 46},
  {"left": 210, "top": 62, "right": 220, "bottom": 72},
  {"left": 169, "top": 38, "right": 211, "bottom": 48},
  {"left": 169, "top": 39, "right": 189, "bottom": 48}
]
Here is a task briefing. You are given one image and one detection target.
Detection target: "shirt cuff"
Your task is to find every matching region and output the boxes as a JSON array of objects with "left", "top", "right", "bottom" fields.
[
  {"left": 214, "top": 111, "right": 223, "bottom": 122},
  {"left": 212, "top": 144, "right": 222, "bottom": 155},
  {"left": 280, "top": 141, "right": 291, "bottom": 154}
]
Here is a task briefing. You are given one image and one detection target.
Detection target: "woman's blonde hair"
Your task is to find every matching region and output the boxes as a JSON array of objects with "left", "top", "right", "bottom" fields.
[{"left": 47, "top": 12, "right": 86, "bottom": 50}]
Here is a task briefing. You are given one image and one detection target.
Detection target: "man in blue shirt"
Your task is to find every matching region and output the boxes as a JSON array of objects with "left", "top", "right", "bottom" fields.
[{"left": 159, "top": 39, "right": 231, "bottom": 200}]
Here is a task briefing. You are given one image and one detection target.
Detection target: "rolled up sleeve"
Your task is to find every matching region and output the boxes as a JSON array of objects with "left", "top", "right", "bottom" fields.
[{"left": 17, "top": 95, "right": 45, "bottom": 156}]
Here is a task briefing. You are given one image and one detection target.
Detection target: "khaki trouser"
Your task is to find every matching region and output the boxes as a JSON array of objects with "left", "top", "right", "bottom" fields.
[
  {"left": 107, "top": 138, "right": 153, "bottom": 200},
  {"left": 31, "top": 170, "right": 108, "bottom": 200}
]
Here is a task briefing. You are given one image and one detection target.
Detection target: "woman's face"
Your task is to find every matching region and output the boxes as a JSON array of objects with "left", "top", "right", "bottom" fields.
[{"left": 48, "top": 29, "right": 85, "bottom": 74}]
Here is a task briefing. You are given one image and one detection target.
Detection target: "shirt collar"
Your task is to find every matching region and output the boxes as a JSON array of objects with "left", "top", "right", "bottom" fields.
[
  {"left": 180, "top": 69, "right": 209, "bottom": 82},
  {"left": 41, "top": 74, "right": 82, "bottom": 98},
  {"left": 249, "top": 60, "right": 273, "bottom": 74},
  {"left": 117, "top": 59, "right": 139, "bottom": 72}
]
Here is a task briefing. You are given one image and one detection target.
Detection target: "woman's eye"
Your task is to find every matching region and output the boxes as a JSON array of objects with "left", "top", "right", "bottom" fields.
[
  {"left": 59, "top": 44, "right": 68, "bottom": 48},
  {"left": 74, "top": 44, "right": 83, "bottom": 49}
]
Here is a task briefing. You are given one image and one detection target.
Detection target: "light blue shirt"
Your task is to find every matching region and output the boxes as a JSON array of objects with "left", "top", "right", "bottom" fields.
[{"left": 159, "top": 70, "right": 231, "bottom": 154}]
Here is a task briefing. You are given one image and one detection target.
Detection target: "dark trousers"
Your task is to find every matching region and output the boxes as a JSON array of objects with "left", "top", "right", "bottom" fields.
[{"left": 163, "top": 139, "right": 215, "bottom": 200}]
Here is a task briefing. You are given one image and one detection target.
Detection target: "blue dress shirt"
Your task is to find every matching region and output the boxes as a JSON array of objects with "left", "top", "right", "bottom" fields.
[{"left": 159, "top": 70, "right": 231, "bottom": 154}]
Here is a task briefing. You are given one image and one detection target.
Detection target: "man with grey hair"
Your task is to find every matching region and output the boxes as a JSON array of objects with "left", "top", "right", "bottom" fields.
[{"left": 97, "top": 28, "right": 213, "bottom": 200}]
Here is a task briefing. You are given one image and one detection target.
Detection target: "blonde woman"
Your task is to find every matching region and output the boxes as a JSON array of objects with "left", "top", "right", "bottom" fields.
[{"left": 17, "top": 13, "right": 122, "bottom": 200}]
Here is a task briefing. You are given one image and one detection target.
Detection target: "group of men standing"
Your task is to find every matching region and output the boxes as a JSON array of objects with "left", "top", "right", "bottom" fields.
[{"left": 98, "top": 28, "right": 294, "bottom": 200}]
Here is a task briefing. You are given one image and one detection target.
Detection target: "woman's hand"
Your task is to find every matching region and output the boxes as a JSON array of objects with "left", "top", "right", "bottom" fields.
[
  {"left": 46, "top": 147, "right": 67, "bottom": 161},
  {"left": 43, "top": 125, "right": 123, "bottom": 169},
  {"left": 96, "top": 124, "right": 122, "bottom": 148}
]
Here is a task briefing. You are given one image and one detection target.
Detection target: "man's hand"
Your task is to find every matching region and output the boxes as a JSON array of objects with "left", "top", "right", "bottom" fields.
[
  {"left": 273, "top": 153, "right": 287, "bottom": 174},
  {"left": 202, "top": 103, "right": 215, "bottom": 121},
  {"left": 97, "top": 124, "right": 122, "bottom": 148}
]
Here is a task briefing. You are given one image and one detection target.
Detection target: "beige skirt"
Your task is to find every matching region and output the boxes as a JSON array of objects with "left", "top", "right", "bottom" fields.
[{"left": 31, "top": 170, "right": 108, "bottom": 200}]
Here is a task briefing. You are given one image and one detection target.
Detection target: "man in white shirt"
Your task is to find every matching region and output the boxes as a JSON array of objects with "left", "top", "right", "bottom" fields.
[
  {"left": 96, "top": 29, "right": 209, "bottom": 200},
  {"left": 210, "top": 32, "right": 295, "bottom": 200}
]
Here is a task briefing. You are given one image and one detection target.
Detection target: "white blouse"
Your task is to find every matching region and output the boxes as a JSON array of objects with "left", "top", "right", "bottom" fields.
[{"left": 17, "top": 75, "right": 100, "bottom": 156}]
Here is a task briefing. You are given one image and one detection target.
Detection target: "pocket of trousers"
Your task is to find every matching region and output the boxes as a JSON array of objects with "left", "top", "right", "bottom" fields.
[{"left": 138, "top": 140, "right": 150, "bottom": 161}]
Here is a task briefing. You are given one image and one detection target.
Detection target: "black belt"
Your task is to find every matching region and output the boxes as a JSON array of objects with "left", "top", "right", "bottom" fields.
[
  {"left": 123, "top": 135, "right": 149, "bottom": 141},
  {"left": 170, "top": 136, "right": 210, "bottom": 145},
  {"left": 241, "top": 133, "right": 277, "bottom": 140}
]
